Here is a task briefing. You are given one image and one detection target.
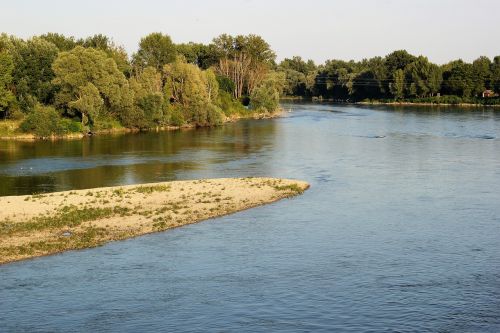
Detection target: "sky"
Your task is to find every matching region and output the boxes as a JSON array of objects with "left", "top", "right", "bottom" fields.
[{"left": 1, "top": 0, "right": 499, "bottom": 64}]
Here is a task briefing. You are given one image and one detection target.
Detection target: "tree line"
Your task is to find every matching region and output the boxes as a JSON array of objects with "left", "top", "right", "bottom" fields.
[
  {"left": 279, "top": 50, "right": 500, "bottom": 104},
  {"left": 1, "top": 32, "right": 499, "bottom": 137},
  {"left": 0, "top": 33, "right": 285, "bottom": 137}
]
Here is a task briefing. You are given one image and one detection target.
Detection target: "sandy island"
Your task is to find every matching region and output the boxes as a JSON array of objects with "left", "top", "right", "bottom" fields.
[{"left": 0, "top": 177, "right": 309, "bottom": 265}]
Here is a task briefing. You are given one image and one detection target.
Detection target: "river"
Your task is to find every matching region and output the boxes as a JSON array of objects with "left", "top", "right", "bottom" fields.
[{"left": 1, "top": 103, "right": 499, "bottom": 332}]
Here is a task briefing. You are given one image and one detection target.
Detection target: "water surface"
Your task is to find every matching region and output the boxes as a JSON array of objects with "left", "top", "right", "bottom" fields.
[{"left": 1, "top": 103, "right": 499, "bottom": 332}]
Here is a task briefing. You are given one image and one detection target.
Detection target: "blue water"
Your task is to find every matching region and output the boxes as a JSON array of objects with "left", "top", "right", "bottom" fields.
[{"left": 1, "top": 103, "right": 500, "bottom": 332}]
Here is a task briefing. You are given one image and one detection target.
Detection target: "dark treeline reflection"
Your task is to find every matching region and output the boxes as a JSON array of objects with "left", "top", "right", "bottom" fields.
[{"left": 0, "top": 119, "right": 277, "bottom": 196}]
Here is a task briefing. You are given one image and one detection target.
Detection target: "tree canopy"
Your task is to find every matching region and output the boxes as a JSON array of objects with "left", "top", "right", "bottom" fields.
[{"left": 0, "top": 31, "right": 498, "bottom": 137}]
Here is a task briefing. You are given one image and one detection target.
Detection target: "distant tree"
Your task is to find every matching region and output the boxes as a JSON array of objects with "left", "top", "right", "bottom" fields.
[
  {"left": 471, "top": 56, "right": 492, "bottom": 95},
  {"left": 212, "top": 34, "right": 276, "bottom": 98},
  {"left": 52, "top": 46, "right": 132, "bottom": 127},
  {"left": 39, "top": 33, "right": 78, "bottom": 51},
  {"left": 133, "top": 33, "right": 176, "bottom": 71},
  {"left": 81, "top": 34, "right": 131, "bottom": 76},
  {"left": 127, "top": 66, "right": 164, "bottom": 128},
  {"left": 250, "top": 71, "right": 285, "bottom": 112},
  {"left": 404, "top": 56, "right": 440, "bottom": 98},
  {"left": 68, "top": 83, "right": 104, "bottom": 126},
  {"left": 6, "top": 37, "right": 59, "bottom": 110},
  {"left": 390, "top": 69, "right": 405, "bottom": 99},
  {"left": 442, "top": 60, "right": 473, "bottom": 97},
  {"left": 163, "top": 56, "right": 223, "bottom": 126},
  {"left": 385, "top": 50, "right": 417, "bottom": 73},
  {"left": 176, "top": 42, "right": 218, "bottom": 69},
  {"left": 492, "top": 56, "right": 500, "bottom": 93},
  {"left": 0, "top": 51, "right": 15, "bottom": 115},
  {"left": 278, "top": 56, "right": 317, "bottom": 97}
]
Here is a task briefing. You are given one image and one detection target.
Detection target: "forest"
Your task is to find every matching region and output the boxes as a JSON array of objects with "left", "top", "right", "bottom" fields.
[
  {"left": 1, "top": 32, "right": 499, "bottom": 138},
  {"left": 280, "top": 50, "right": 500, "bottom": 104},
  {"left": 0, "top": 33, "right": 284, "bottom": 137}
]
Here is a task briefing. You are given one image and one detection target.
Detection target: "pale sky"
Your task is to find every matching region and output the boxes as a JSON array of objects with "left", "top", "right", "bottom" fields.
[{"left": 1, "top": 0, "right": 499, "bottom": 64}]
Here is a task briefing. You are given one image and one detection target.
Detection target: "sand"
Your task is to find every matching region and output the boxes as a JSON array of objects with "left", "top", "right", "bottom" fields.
[{"left": 0, "top": 177, "right": 309, "bottom": 265}]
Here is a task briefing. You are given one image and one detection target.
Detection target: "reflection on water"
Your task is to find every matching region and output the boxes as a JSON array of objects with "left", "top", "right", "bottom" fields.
[
  {"left": 0, "top": 120, "right": 278, "bottom": 195},
  {"left": 0, "top": 103, "right": 500, "bottom": 332}
]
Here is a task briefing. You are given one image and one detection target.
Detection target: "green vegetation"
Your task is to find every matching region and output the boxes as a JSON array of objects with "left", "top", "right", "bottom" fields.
[
  {"left": 0, "top": 32, "right": 285, "bottom": 138},
  {"left": 3, "top": 30, "right": 497, "bottom": 139},
  {"left": 279, "top": 51, "right": 500, "bottom": 104}
]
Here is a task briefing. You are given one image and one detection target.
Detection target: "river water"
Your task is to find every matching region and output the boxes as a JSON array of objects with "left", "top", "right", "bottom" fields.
[{"left": 1, "top": 103, "right": 499, "bottom": 332}]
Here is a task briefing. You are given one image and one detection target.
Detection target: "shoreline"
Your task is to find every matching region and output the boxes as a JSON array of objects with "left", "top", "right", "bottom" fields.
[
  {"left": 0, "top": 177, "right": 309, "bottom": 265},
  {"left": 357, "top": 101, "right": 500, "bottom": 107},
  {"left": 0, "top": 109, "right": 285, "bottom": 141},
  {"left": 280, "top": 97, "right": 500, "bottom": 108}
]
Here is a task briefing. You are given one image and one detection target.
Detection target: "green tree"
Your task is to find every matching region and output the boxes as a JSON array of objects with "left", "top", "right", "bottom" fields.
[
  {"left": 68, "top": 83, "right": 104, "bottom": 126},
  {"left": 6, "top": 36, "right": 59, "bottom": 110},
  {"left": 81, "top": 34, "right": 131, "bottom": 76},
  {"left": 442, "top": 60, "right": 473, "bottom": 97},
  {"left": 20, "top": 104, "right": 81, "bottom": 138},
  {"left": 0, "top": 51, "right": 15, "bottom": 116},
  {"left": 39, "top": 33, "right": 78, "bottom": 51},
  {"left": 212, "top": 34, "right": 276, "bottom": 98},
  {"left": 385, "top": 50, "right": 417, "bottom": 73},
  {"left": 133, "top": 33, "right": 176, "bottom": 71},
  {"left": 163, "top": 57, "right": 223, "bottom": 126},
  {"left": 471, "top": 56, "right": 491, "bottom": 96},
  {"left": 127, "top": 66, "right": 164, "bottom": 128},
  {"left": 390, "top": 69, "right": 405, "bottom": 99},
  {"left": 250, "top": 71, "right": 285, "bottom": 113},
  {"left": 492, "top": 56, "right": 500, "bottom": 93},
  {"left": 52, "top": 46, "right": 132, "bottom": 127}
]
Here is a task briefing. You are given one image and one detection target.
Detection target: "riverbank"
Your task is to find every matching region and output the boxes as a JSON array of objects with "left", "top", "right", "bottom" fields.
[
  {"left": 0, "top": 177, "right": 309, "bottom": 265},
  {"left": 357, "top": 101, "right": 500, "bottom": 107},
  {"left": 0, "top": 109, "right": 285, "bottom": 141}
]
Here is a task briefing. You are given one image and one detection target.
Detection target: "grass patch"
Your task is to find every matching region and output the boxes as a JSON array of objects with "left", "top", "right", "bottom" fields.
[
  {"left": 135, "top": 185, "right": 171, "bottom": 194},
  {"left": 0, "top": 205, "right": 132, "bottom": 235},
  {"left": 273, "top": 183, "right": 305, "bottom": 194}
]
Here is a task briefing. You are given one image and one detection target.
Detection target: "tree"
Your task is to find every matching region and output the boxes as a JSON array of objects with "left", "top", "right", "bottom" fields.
[
  {"left": 39, "top": 33, "right": 78, "bottom": 51},
  {"left": 128, "top": 66, "right": 164, "bottom": 128},
  {"left": 81, "top": 34, "right": 131, "bottom": 76},
  {"left": 390, "top": 69, "right": 405, "bottom": 99},
  {"left": 442, "top": 60, "right": 473, "bottom": 97},
  {"left": 250, "top": 71, "right": 285, "bottom": 113},
  {"left": 68, "top": 83, "right": 103, "bottom": 126},
  {"left": 52, "top": 46, "right": 132, "bottom": 127},
  {"left": 385, "top": 50, "right": 417, "bottom": 73},
  {"left": 471, "top": 56, "right": 491, "bottom": 96},
  {"left": 163, "top": 56, "right": 223, "bottom": 126},
  {"left": 133, "top": 33, "right": 176, "bottom": 71},
  {"left": 212, "top": 34, "right": 276, "bottom": 99},
  {"left": 176, "top": 42, "right": 218, "bottom": 69},
  {"left": 0, "top": 51, "right": 15, "bottom": 115},
  {"left": 6, "top": 37, "right": 59, "bottom": 110},
  {"left": 492, "top": 56, "right": 500, "bottom": 93}
]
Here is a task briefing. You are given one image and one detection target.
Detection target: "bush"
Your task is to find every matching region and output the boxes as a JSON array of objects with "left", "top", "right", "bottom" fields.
[
  {"left": 216, "top": 75, "right": 235, "bottom": 94},
  {"left": 166, "top": 106, "right": 185, "bottom": 127},
  {"left": 250, "top": 84, "right": 280, "bottom": 113},
  {"left": 20, "top": 105, "right": 81, "bottom": 138},
  {"left": 8, "top": 109, "right": 25, "bottom": 120},
  {"left": 217, "top": 91, "right": 246, "bottom": 116}
]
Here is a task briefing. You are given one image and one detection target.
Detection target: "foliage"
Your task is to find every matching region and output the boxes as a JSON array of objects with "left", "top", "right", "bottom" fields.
[
  {"left": 20, "top": 104, "right": 81, "bottom": 138},
  {"left": 52, "top": 46, "right": 133, "bottom": 129},
  {"left": 0, "top": 50, "right": 15, "bottom": 114},
  {"left": 5, "top": 30, "right": 499, "bottom": 138},
  {"left": 133, "top": 33, "right": 176, "bottom": 71},
  {"left": 250, "top": 71, "right": 285, "bottom": 112},
  {"left": 163, "top": 56, "right": 224, "bottom": 126}
]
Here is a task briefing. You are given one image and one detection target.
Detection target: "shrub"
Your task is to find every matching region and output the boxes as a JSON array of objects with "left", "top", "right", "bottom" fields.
[
  {"left": 217, "top": 91, "right": 246, "bottom": 116},
  {"left": 166, "top": 106, "right": 185, "bottom": 127},
  {"left": 20, "top": 105, "right": 81, "bottom": 138}
]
